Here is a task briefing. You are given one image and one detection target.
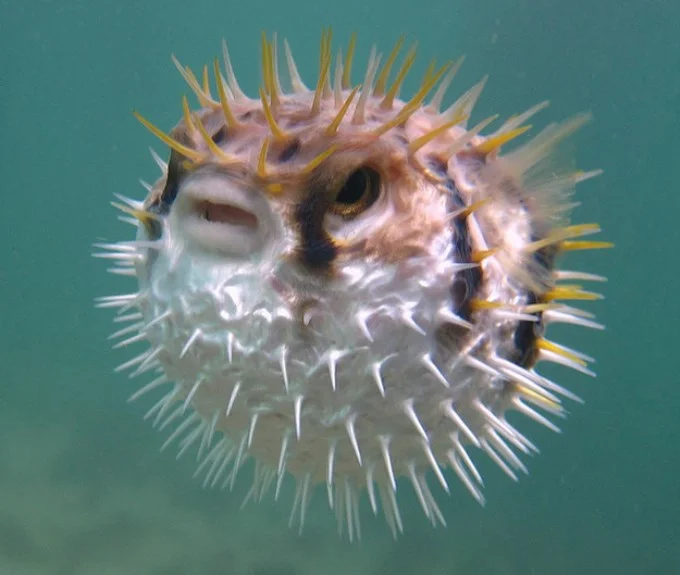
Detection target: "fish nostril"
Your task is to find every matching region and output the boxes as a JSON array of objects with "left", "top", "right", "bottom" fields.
[{"left": 195, "top": 200, "right": 258, "bottom": 229}]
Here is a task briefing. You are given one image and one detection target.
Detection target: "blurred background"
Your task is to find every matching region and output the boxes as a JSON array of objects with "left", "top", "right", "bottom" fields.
[{"left": 1, "top": 0, "right": 678, "bottom": 573}]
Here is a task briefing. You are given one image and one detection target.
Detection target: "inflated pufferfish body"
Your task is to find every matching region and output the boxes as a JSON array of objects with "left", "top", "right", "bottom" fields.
[{"left": 96, "top": 30, "right": 610, "bottom": 540}]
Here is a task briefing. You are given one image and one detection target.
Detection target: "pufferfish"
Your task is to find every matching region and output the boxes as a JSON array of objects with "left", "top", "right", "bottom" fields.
[{"left": 95, "top": 29, "right": 611, "bottom": 540}]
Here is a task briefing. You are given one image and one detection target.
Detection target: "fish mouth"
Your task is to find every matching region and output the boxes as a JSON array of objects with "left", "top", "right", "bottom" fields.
[
  {"left": 192, "top": 199, "right": 259, "bottom": 230},
  {"left": 176, "top": 173, "right": 276, "bottom": 256}
]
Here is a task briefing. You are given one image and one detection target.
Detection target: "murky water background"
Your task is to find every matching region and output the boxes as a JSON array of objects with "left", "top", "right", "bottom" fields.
[{"left": 2, "top": 0, "right": 678, "bottom": 573}]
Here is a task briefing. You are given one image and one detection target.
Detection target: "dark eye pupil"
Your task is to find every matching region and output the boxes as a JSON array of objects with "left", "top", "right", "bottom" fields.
[
  {"left": 330, "top": 166, "right": 381, "bottom": 218},
  {"left": 335, "top": 169, "right": 368, "bottom": 205}
]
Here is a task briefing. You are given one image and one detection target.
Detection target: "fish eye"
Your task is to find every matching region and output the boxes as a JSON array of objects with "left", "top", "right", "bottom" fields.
[{"left": 330, "top": 166, "right": 381, "bottom": 218}]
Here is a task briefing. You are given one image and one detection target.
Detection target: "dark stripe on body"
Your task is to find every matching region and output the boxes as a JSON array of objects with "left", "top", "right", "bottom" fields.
[
  {"left": 293, "top": 189, "right": 338, "bottom": 273},
  {"left": 432, "top": 160, "right": 482, "bottom": 323},
  {"left": 155, "top": 149, "right": 185, "bottom": 212},
  {"left": 511, "top": 241, "right": 555, "bottom": 367},
  {"left": 512, "top": 292, "right": 541, "bottom": 366}
]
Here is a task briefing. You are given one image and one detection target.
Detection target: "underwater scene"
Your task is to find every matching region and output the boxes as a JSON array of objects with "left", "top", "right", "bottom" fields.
[{"left": 2, "top": 0, "right": 678, "bottom": 573}]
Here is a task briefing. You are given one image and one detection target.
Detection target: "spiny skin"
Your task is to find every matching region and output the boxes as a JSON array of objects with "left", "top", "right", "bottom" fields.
[{"left": 96, "top": 30, "right": 610, "bottom": 540}]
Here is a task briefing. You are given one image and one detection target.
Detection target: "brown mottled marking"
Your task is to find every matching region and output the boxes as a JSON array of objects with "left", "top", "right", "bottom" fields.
[{"left": 99, "top": 30, "right": 610, "bottom": 540}]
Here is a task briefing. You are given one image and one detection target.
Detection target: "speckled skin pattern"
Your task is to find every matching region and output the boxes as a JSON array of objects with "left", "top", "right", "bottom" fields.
[{"left": 96, "top": 31, "right": 609, "bottom": 539}]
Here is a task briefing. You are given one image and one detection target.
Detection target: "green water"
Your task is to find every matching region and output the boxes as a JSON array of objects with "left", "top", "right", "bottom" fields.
[{"left": 1, "top": 0, "right": 678, "bottom": 573}]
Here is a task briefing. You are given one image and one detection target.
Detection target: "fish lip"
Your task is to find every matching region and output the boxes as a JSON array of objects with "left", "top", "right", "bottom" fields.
[
  {"left": 173, "top": 171, "right": 281, "bottom": 256},
  {"left": 191, "top": 198, "right": 259, "bottom": 229},
  {"left": 181, "top": 172, "right": 261, "bottom": 228}
]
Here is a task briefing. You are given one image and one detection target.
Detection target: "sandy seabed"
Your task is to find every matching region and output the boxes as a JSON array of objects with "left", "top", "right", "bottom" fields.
[
  {"left": 0, "top": 355, "right": 544, "bottom": 575},
  {"left": 0, "top": 411, "right": 520, "bottom": 575}
]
